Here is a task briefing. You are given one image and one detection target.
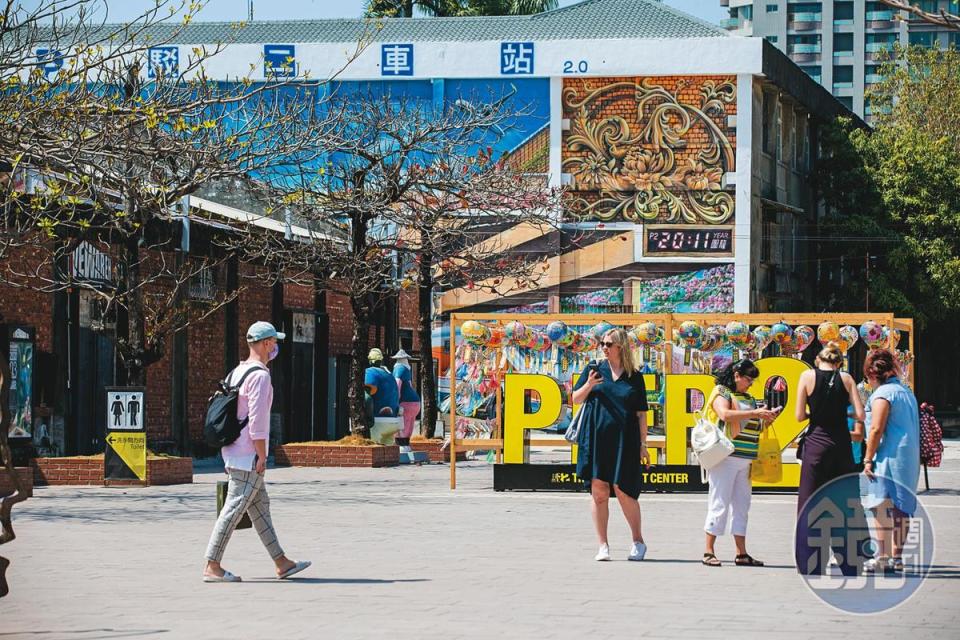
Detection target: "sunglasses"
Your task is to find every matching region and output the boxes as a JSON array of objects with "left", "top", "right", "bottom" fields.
[{"left": 600, "top": 341, "right": 618, "bottom": 348}]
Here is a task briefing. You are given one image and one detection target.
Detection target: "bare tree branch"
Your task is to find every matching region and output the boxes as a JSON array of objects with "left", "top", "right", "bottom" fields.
[{"left": 878, "top": 0, "right": 960, "bottom": 30}]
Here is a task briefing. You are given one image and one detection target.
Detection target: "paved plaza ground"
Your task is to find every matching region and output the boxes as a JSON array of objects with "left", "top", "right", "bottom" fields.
[{"left": 3, "top": 444, "right": 960, "bottom": 640}]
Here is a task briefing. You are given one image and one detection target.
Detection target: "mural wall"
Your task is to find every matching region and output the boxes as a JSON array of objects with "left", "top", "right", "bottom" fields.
[{"left": 561, "top": 76, "right": 737, "bottom": 224}]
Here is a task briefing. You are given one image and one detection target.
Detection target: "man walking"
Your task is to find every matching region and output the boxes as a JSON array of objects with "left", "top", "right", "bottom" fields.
[{"left": 203, "top": 321, "right": 310, "bottom": 583}]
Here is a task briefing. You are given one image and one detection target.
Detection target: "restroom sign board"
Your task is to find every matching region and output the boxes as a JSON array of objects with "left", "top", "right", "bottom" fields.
[{"left": 106, "top": 387, "right": 145, "bottom": 431}]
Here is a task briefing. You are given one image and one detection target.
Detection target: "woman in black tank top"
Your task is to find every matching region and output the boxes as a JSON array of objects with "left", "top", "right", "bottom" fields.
[{"left": 793, "top": 342, "right": 866, "bottom": 574}]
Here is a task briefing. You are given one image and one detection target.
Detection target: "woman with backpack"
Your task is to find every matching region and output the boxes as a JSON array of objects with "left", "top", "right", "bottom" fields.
[{"left": 793, "top": 342, "right": 865, "bottom": 575}]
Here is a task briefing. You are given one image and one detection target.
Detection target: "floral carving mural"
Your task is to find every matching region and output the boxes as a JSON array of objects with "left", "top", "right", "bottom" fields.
[{"left": 562, "top": 76, "right": 737, "bottom": 224}]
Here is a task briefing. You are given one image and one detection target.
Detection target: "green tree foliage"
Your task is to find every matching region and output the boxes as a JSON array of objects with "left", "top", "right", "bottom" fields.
[
  {"left": 816, "top": 45, "right": 960, "bottom": 404},
  {"left": 817, "top": 46, "right": 960, "bottom": 325}
]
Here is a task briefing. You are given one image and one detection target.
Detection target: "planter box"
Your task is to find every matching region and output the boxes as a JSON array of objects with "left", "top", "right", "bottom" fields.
[
  {"left": 410, "top": 440, "right": 466, "bottom": 463},
  {"left": 274, "top": 444, "right": 399, "bottom": 468},
  {"left": 31, "top": 456, "right": 194, "bottom": 486},
  {"left": 0, "top": 467, "right": 34, "bottom": 498},
  {"left": 147, "top": 457, "right": 194, "bottom": 485},
  {"left": 31, "top": 457, "right": 102, "bottom": 486}
]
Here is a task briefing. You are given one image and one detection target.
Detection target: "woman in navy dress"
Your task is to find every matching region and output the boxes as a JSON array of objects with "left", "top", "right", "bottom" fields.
[{"left": 572, "top": 328, "right": 651, "bottom": 562}]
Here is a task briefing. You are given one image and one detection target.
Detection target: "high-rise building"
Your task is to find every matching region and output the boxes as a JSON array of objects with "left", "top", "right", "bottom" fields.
[{"left": 720, "top": 1, "right": 958, "bottom": 118}]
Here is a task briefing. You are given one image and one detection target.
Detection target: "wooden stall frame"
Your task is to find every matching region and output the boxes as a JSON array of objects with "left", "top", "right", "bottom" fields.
[{"left": 448, "top": 312, "right": 910, "bottom": 489}]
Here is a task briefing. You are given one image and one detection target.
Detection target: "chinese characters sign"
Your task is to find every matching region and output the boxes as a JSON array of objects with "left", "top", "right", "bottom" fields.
[
  {"left": 500, "top": 42, "right": 534, "bottom": 75},
  {"left": 264, "top": 44, "right": 296, "bottom": 77},
  {"left": 381, "top": 44, "right": 414, "bottom": 76},
  {"left": 147, "top": 46, "right": 179, "bottom": 78}
]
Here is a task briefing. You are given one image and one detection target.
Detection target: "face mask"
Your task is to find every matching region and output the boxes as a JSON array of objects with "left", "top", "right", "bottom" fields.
[{"left": 268, "top": 344, "right": 279, "bottom": 361}]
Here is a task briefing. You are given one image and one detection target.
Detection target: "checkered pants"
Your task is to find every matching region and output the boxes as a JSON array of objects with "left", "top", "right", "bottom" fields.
[{"left": 205, "top": 468, "right": 284, "bottom": 563}]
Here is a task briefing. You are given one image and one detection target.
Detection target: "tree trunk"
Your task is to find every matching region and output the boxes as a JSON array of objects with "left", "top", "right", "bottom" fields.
[
  {"left": 0, "top": 355, "right": 28, "bottom": 598},
  {"left": 417, "top": 250, "right": 438, "bottom": 438},
  {"left": 121, "top": 233, "right": 147, "bottom": 387},
  {"left": 349, "top": 296, "right": 371, "bottom": 435}
]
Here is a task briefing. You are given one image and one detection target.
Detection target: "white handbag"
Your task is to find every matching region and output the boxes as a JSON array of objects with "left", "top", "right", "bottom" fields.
[
  {"left": 564, "top": 405, "right": 586, "bottom": 443},
  {"left": 691, "top": 414, "right": 734, "bottom": 470}
]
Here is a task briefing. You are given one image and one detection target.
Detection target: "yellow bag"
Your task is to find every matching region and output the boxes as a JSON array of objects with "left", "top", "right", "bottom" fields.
[{"left": 751, "top": 426, "right": 782, "bottom": 483}]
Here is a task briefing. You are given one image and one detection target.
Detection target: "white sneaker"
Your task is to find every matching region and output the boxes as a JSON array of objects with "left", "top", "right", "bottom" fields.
[
  {"left": 863, "top": 557, "right": 885, "bottom": 574},
  {"left": 594, "top": 544, "right": 611, "bottom": 561},
  {"left": 628, "top": 541, "right": 647, "bottom": 561}
]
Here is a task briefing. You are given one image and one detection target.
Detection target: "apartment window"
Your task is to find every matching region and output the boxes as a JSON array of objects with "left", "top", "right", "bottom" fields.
[
  {"left": 865, "top": 0, "right": 894, "bottom": 16},
  {"left": 788, "top": 34, "right": 821, "bottom": 54},
  {"left": 834, "top": 33, "right": 854, "bottom": 54},
  {"left": 795, "top": 115, "right": 808, "bottom": 170},
  {"left": 799, "top": 65, "right": 821, "bottom": 81},
  {"left": 833, "top": 65, "right": 854, "bottom": 84},
  {"left": 790, "top": 2, "right": 821, "bottom": 9},
  {"left": 762, "top": 92, "right": 776, "bottom": 155},
  {"left": 837, "top": 96, "right": 853, "bottom": 110},
  {"left": 741, "top": 5, "right": 753, "bottom": 19},
  {"left": 909, "top": 31, "right": 937, "bottom": 47},
  {"left": 865, "top": 64, "right": 884, "bottom": 83},
  {"left": 766, "top": 4, "right": 779, "bottom": 12},
  {"left": 834, "top": 1, "right": 854, "bottom": 21},
  {"left": 866, "top": 32, "right": 898, "bottom": 53},
  {"left": 767, "top": 35, "right": 779, "bottom": 43},
  {"left": 950, "top": 32, "right": 960, "bottom": 48}
]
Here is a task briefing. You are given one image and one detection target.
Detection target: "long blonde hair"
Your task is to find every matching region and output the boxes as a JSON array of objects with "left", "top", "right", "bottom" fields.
[{"left": 602, "top": 328, "right": 638, "bottom": 376}]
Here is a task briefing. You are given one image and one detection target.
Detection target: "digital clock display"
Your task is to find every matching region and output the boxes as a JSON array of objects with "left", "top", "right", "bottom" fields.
[{"left": 645, "top": 228, "right": 733, "bottom": 254}]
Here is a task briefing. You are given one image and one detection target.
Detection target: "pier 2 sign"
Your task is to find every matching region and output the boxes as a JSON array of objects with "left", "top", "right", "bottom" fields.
[{"left": 501, "top": 357, "right": 811, "bottom": 490}]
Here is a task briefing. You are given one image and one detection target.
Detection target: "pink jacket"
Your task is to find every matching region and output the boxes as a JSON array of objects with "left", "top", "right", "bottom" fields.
[{"left": 221, "top": 363, "right": 273, "bottom": 461}]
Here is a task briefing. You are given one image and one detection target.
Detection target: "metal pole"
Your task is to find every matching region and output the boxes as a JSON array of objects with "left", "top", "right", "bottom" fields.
[{"left": 865, "top": 254, "right": 870, "bottom": 312}]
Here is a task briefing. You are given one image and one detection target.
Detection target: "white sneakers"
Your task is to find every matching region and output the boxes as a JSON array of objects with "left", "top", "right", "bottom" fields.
[{"left": 594, "top": 542, "right": 647, "bottom": 561}]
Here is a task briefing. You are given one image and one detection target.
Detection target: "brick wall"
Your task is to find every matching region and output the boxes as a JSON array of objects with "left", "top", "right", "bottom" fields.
[
  {"left": 146, "top": 457, "right": 193, "bottom": 485},
  {"left": 31, "top": 456, "right": 102, "bottom": 486},
  {"left": 274, "top": 443, "right": 399, "bottom": 467},
  {"left": 237, "top": 264, "right": 273, "bottom": 352},
  {"left": 284, "top": 278, "right": 314, "bottom": 311},
  {"left": 327, "top": 291, "right": 354, "bottom": 356},
  {"left": 0, "top": 246, "right": 54, "bottom": 352},
  {"left": 30, "top": 455, "right": 192, "bottom": 485},
  {"left": 186, "top": 306, "right": 226, "bottom": 443},
  {"left": 505, "top": 125, "right": 549, "bottom": 174}
]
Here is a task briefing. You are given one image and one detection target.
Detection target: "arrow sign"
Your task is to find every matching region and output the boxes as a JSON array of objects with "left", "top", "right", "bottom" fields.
[{"left": 105, "top": 432, "right": 146, "bottom": 482}]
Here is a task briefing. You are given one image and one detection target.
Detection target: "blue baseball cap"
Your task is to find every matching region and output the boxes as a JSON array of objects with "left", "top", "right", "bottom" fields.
[{"left": 246, "top": 321, "right": 285, "bottom": 343}]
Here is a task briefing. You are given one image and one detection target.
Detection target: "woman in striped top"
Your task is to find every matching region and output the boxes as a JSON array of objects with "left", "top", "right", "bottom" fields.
[{"left": 701, "top": 359, "right": 781, "bottom": 567}]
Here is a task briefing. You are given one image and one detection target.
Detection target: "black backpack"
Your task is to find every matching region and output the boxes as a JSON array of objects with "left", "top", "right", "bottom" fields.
[{"left": 203, "top": 365, "right": 267, "bottom": 449}]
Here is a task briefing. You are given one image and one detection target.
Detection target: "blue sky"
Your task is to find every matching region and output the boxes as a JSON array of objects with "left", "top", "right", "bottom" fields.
[{"left": 32, "top": 0, "right": 726, "bottom": 25}]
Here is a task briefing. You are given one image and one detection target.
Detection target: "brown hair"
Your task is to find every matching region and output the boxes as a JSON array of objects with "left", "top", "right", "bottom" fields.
[
  {"left": 864, "top": 348, "right": 899, "bottom": 383},
  {"left": 816, "top": 342, "right": 844, "bottom": 366}
]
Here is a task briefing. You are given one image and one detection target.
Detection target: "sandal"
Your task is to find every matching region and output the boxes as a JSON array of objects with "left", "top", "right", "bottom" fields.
[
  {"left": 702, "top": 553, "right": 722, "bottom": 567},
  {"left": 203, "top": 570, "right": 242, "bottom": 583},
  {"left": 735, "top": 554, "right": 764, "bottom": 567},
  {"left": 277, "top": 560, "right": 312, "bottom": 580}
]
